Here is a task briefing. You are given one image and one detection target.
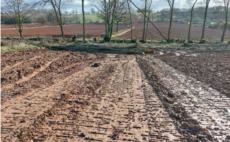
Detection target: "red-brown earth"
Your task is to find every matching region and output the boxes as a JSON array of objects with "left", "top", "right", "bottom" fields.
[
  {"left": 1, "top": 23, "right": 128, "bottom": 38},
  {"left": 115, "top": 22, "right": 230, "bottom": 41},
  {"left": 1, "top": 49, "right": 230, "bottom": 142}
]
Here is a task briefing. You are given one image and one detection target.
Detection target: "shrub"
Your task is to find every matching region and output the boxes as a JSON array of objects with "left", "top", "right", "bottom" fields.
[
  {"left": 54, "top": 38, "right": 60, "bottom": 42},
  {"left": 101, "top": 34, "right": 105, "bottom": 38},
  {"left": 6, "top": 37, "right": 12, "bottom": 40},
  {"left": 228, "top": 41, "right": 230, "bottom": 44},
  {"left": 36, "top": 36, "right": 43, "bottom": 41},
  {"left": 131, "top": 39, "right": 137, "bottom": 43},
  {"left": 1, "top": 41, "right": 8, "bottom": 46},
  {"left": 103, "top": 35, "right": 110, "bottom": 42},
  {"left": 72, "top": 35, "right": 77, "bottom": 42},
  {"left": 140, "top": 39, "right": 146, "bottom": 43},
  {"left": 93, "top": 37, "right": 98, "bottom": 42}
]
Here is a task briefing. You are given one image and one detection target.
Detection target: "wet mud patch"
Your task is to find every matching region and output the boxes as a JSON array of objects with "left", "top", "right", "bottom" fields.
[
  {"left": 155, "top": 52, "right": 230, "bottom": 97},
  {"left": 137, "top": 56, "right": 216, "bottom": 142}
]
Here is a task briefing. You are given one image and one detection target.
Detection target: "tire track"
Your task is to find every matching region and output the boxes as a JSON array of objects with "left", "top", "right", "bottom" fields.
[
  {"left": 142, "top": 55, "right": 230, "bottom": 141},
  {"left": 1, "top": 57, "right": 112, "bottom": 142},
  {"left": 7, "top": 63, "right": 117, "bottom": 142},
  {"left": 137, "top": 56, "right": 216, "bottom": 142}
]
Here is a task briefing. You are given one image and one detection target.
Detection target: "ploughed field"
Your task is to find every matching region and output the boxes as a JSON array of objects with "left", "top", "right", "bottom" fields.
[
  {"left": 115, "top": 22, "right": 230, "bottom": 41},
  {"left": 1, "top": 49, "right": 230, "bottom": 142},
  {"left": 1, "top": 24, "right": 128, "bottom": 38},
  {"left": 2, "top": 22, "right": 230, "bottom": 41}
]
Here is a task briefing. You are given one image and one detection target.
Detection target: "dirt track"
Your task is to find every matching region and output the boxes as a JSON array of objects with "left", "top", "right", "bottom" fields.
[{"left": 1, "top": 50, "right": 230, "bottom": 142}]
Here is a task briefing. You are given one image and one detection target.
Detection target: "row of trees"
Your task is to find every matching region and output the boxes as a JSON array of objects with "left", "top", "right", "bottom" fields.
[
  {"left": 1, "top": 0, "right": 230, "bottom": 43},
  {"left": 130, "top": 0, "right": 229, "bottom": 42}
]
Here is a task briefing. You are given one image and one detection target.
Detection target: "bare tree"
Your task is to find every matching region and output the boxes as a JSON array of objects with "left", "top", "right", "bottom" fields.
[
  {"left": 187, "top": 0, "right": 199, "bottom": 42},
  {"left": 127, "top": 0, "right": 133, "bottom": 40},
  {"left": 93, "top": 0, "right": 118, "bottom": 41},
  {"left": 165, "top": 0, "right": 175, "bottom": 41},
  {"left": 142, "top": 0, "right": 147, "bottom": 40},
  {"left": 82, "top": 0, "right": 86, "bottom": 42},
  {"left": 35, "top": 0, "right": 65, "bottom": 40},
  {"left": 2, "top": 0, "right": 32, "bottom": 38},
  {"left": 130, "top": 0, "right": 167, "bottom": 41},
  {"left": 200, "top": 0, "right": 211, "bottom": 40},
  {"left": 91, "top": 8, "right": 96, "bottom": 14},
  {"left": 114, "top": 0, "right": 128, "bottom": 33},
  {"left": 144, "top": 0, "right": 153, "bottom": 39},
  {"left": 214, "top": 0, "right": 230, "bottom": 42},
  {"left": 37, "top": 16, "right": 47, "bottom": 26}
]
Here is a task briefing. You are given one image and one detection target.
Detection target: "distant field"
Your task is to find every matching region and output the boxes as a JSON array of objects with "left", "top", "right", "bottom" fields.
[
  {"left": 2, "top": 22, "right": 230, "bottom": 41},
  {"left": 1, "top": 23, "right": 128, "bottom": 38},
  {"left": 115, "top": 22, "right": 230, "bottom": 41}
]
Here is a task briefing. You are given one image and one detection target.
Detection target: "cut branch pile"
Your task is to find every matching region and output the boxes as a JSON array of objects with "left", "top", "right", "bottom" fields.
[{"left": 51, "top": 44, "right": 155, "bottom": 55}]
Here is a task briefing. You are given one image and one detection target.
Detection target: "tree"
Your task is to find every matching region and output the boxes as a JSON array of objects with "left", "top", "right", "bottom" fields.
[
  {"left": 35, "top": 0, "right": 66, "bottom": 40},
  {"left": 82, "top": 0, "right": 86, "bottom": 42},
  {"left": 144, "top": 1, "right": 153, "bottom": 39},
  {"left": 141, "top": 0, "right": 147, "bottom": 40},
  {"left": 37, "top": 16, "right": 47, "bottom": 26},
  {"left": 2, "top": 0, "right": 32, "bottom": 38},
  {"left": 130, "top": 0, "right": 167, "bottom": 41},
  {"left": 127, "top": 0, "right": 133, "bottom": 40},
  {"left": 187, "top": 0, "right": 199, "bottom": 42},
  {"left": 91, "top": 8, "right": 96, "bottom": 14},
  {"left": 165, "top": 0, "right": 175, "bottom": 41},
  {"left": 200, "top": 0, "right": 211, "bottom": 40},
  {"left": 114, "top": 0, "right": 128, "bottom": 33},
  {"left": 93, "top": 0, "right": 118, "bottom": 42},
  {"left": 215, "top": 0, "right": 230, "bottom": 42}
]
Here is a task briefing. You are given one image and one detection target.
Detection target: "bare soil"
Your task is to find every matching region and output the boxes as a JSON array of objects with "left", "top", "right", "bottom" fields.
[
  {"left": 155, "top": 52, "right": 230, "bottom": 97},
  {"left": 1, "top": 49, "right": 229, "bottom": 142}
]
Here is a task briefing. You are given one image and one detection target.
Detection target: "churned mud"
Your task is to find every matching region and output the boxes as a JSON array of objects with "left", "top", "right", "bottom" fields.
[{"left": 1, "top": 49, "right": 229, "bottom": 142}]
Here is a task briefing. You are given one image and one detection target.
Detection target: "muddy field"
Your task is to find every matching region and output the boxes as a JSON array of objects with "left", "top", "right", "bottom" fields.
[
  {"left": 1, "top": 24, "right": 128, "bottom": 38},
  {"left": 1, "top": 49, "right": 230, "bottom": 142},
  {"left": 155, "top": 52, "right": 230, "bottom": 97},
  {"left": 115, "top": 22, "right": 230, "bottom": 41},
  {"left": 2, "top": 22, "right": 230, "bottom": 41}
]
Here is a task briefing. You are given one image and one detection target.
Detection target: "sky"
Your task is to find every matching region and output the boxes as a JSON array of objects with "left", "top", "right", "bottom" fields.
[{"left": 1, "top": 0, "right": 217, "bottom": 14}]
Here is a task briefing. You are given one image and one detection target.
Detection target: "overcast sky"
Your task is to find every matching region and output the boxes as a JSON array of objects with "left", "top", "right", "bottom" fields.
[{"left": 1, "top": 0, "right": 217, "bottom": 14}]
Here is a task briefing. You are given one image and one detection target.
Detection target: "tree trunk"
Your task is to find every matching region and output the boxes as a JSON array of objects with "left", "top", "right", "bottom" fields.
[
  {"left": 82, "top": 0, "right": 85, "bottom": 42},
  {"left": 145, "top": 12, "right": 150, "bottom": 39},
  {"left": 221, "top": 5, "right": 229, "bottom": 42},
  {"left": 19, "top": 28, "right": 23, "bottom": 39},
  {"left": 201, "top": 3, "right": 209, "bottom": 40},
  {"left": 168, "top": 1, "right": 174, "bottom": 41},
  {"left": 130, "top": 0, "right": 167, "bottom": 41},
  {"left": 221, "top": 19, "right": 228, "bottom": 42},
  {"left": 50, "top": 0, "right": 65, "bottom": 40},
  {"left": 109, "top": 0, "right": 117, "bottom": 41},
  {"left": 188, "top": 10, "right": 193, "bottom": 42},
  {"left": 127, "top": 0, "right": 133, "bottom": 40},
  {"left": 58, "top": 9, "right": 65, "bottom": 40},
  {"left": 104, "top": 0, "right": 108, "bottom": 35},
  {"left": 116, "top": 22, "right": 119, "bottom": 33},
  {"left": 60, "top": 25, "right": 64, "bottom": 40},
  {"left": 142, "top": 0, "right": 147, "bottom": 40}
]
